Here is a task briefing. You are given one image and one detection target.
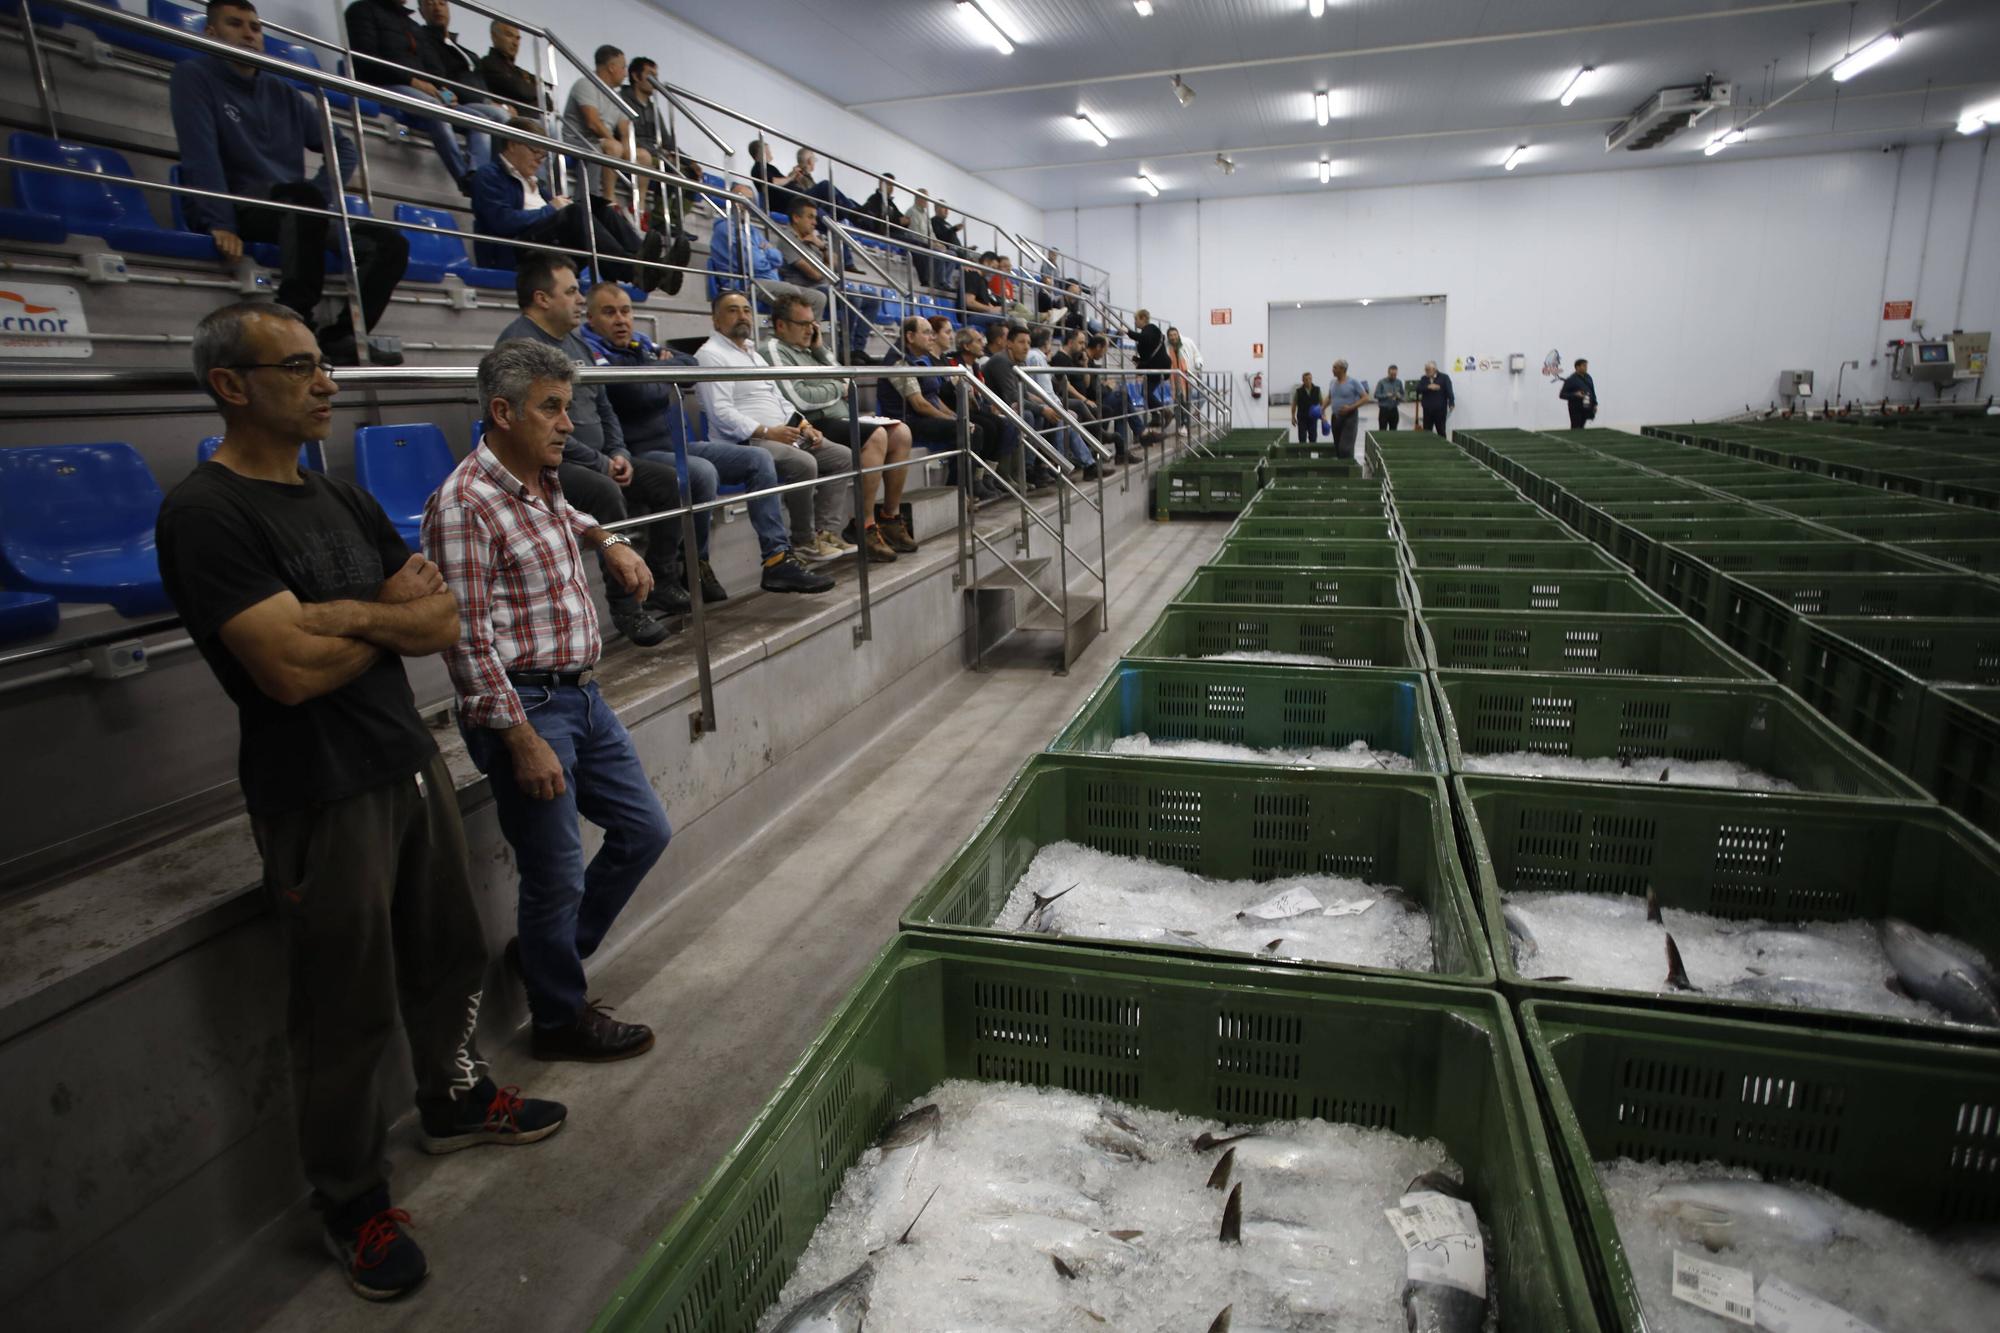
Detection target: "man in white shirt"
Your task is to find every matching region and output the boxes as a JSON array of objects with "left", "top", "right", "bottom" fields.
[{"left": 694, "top": 290, "right": 854, "bottom": 574}]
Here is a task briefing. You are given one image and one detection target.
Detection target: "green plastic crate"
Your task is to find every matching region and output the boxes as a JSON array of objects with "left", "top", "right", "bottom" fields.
[
  {"left": 1433, "top": 672, "right": 1928, "bottom": 799},
  {"left": 1130, "top": 604, "right": 1424, "bottom": 668},
  {"left": 1661, "top": 540, "right": 1923, "bottom": 574},
  {"left": 1825, "top": 512, "right": 2000, "bottom": 541},
  {"left": 1153, "top": 459, "right": 1262, "bottom": 517},
  {"left": 1398, "top": 514, "right": 1578, "bottom": 542},
  {"left": 1228, "top": 515, "right": 1399, "bottom": 542},
  {"left": 1729, "top": 571, "right": 2000, "bottom": 619},
  {"left": 1213, "top": 536, "right": 1405, "bottom": 568},
  {"left": 903, "top": 754, "right": 1488, "bottom": 979},
  {"left": 1404, "top": 538, "right": 1625, "bottom": 572},
  {"left": 1790, "top": 621, "right": 1931, "bottom": 769},
  {"left": 1048, "top": 659, "right": 1448, "bottom": 771},
  {"left": 1457, "top": 774, "right": 2000, "bottom": 1039},
  {"left": 1421, "top": 611, "right": 1767, "bottom": 679},
  {"left": 1172, "top": 563, "right": 1408, "bottom": 608},
  {"left": 1392, "top": 500, "right": 1544, "bottom": 521},
  {"left": 588, "top": 934, "right": 1595, "bottom": 1332},
  {"left": 1520, "top": 1000, "right": 2000, "bottom": 1333},
  {"left": 1264, "top": 458, "right": 1364, "bottom": 485},
  {"left": 1410, "top": 569, "right": 1674, "bottom": 615},
  {"left": 1624, "top": 515, "right": 1833, "bottom": 543},
  {"left": 1897, "top": 538, "right": 2000, "bottom": 574},
  {"left": 1809, "top": 615, "right": 2000, "bottom": 687},
  {"left": 1240, "top": 496, "right": 1389, "bottom": 518},
  {"left": 1591, "top": 500, "right": 1772, "bottom": 520},
  {"left": 1915, "top": 686, "right": 2000, "bottom": 845},
  {"left": 1766, "top": 495, "right": 1958, "bottom": 519}
]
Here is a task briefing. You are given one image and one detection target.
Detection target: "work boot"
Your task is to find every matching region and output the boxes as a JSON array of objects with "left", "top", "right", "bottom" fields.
[
  {"left": 761, "top": 550, "right": 835, "bottom": 593},
  {"left": 531, "top": 1001, "right": 654, "bottom": 1063},
  {"left": 419, "top": 1077, "right": 567, "bottom": 1155},
  {"left": 877, "top": 513, "right": 918, "bottom": 552},
  {"left": 698, "top": 558, "right": 728, "bottom": 603},
  {"left": 860, "top": 524, "right": 896, "bottom": 563},
  {"left": 323, "top": 1188, "right": 427, "bottom": 1301},
  {"left": 647, "top": 569, "right": 692, "bottom": 617},
  {"left": 612, "top": 606, "right": 673, "bottom": 646}
]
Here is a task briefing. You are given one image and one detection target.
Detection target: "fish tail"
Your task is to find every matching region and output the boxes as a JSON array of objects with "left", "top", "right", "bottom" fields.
[
  {"left": 1219, "top": 1183, "right": 1242, "bottom": 1244},
  {"left": 1206, "top": 1308, "right": 1233, "bottom": 1333},
  {"left": 1206, "top": 1147, "right": 1235, "bottom": 1191},
  {"left": 1664, "top": 933, "right": 1695, "bottom": 992}
]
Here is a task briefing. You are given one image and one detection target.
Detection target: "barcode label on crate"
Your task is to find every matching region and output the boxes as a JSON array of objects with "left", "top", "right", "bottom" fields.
[
  {"left": 1384, "top": 1191, "right": 1485, "bottom": 1298},
  {"left": 1672, "top": 1250, "right": 1755, "bottom": 1325},
  {"left": 1754, "top": 1277, "right": 1884, "bottom": 1333}
]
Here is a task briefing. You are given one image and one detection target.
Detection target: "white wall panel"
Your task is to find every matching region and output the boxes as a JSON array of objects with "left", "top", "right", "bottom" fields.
[{"left": 1053, "top": 142, "right": 1999, "bottom": 427}]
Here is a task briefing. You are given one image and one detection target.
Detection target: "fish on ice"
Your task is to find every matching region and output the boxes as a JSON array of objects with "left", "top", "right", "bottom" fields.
[
  {"left": 1880, "top": 918, "right": 2000, "bottom": 1026},
  {"left": 1645, "top": 1177, "right": 1839, "bottom": 1250}
]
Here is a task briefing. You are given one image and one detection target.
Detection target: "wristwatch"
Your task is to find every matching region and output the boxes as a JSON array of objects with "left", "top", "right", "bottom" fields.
[{"left": 600, "top": 533, "right": 634, "bottom": 549}]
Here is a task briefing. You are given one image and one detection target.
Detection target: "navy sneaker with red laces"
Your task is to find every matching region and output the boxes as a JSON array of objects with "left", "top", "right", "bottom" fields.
[
  {"left": 324, "top": 1191, "right": 427, "bottom": 1301},
  {"left": 419, "top": 1077, "right": 568, "bottom": 1155}
]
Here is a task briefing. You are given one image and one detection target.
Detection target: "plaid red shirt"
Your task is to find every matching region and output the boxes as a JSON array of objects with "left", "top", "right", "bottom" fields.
[{"left": 423, "top": 444, "right": 602, "bottom": 730}]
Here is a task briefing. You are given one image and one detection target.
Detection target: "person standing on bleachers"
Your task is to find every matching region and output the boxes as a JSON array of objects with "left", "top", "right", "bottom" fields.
[
  {"left": 498, "top": 254, "right": 692, "bottom": 644},
  {"left": 1124, "top": 308, "right": 1170, "bottom": 428},
  {"left": 345, "top": 0, "right": 508, "bottom": 193},
  {"left": 157, "top": 302, "right": 567, "bottom": 1300},
  {"left": 696, "top": 290, "right": 853, "bottom": 581},
  {"left": 423, "top": 339, "right": 670, "bottom": 1067},
  {"left": 170, "top": 0, "right": 409, "bottom": 367},
  {"left": 471, "top": 116, "right": 662, "bottom": 289}
]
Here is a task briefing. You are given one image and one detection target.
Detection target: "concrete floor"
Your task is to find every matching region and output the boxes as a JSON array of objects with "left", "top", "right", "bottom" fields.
[{"left": 157, "top": 516, "right": 1229, "bottom": 1333}]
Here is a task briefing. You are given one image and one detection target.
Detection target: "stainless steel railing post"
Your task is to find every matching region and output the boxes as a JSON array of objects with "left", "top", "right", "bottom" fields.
[
  {"left": 317, "top": 91, "right": 370, "bottom": 354},
  {"left": 846, "top": 377, "right": 871, "bottom": 646},
  {"left": 20, "top": 6, "right": 61, "bottom": 140}
]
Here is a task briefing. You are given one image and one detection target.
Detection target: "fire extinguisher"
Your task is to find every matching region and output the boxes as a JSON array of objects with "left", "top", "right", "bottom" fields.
[{"left": 1249, "top": 371, "right": 1264, "bottom": 400}]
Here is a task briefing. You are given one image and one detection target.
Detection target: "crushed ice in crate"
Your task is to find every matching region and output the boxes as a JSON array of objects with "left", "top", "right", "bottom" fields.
[
  {"left": 756, "top": 1081, "right": 1489, "bottom": 1332},
  {"left": 997, "top": 841, "right": 1435, "bottom": 971},
  {"left": 1198, "top": 650, "right": 1344, "bottom": 666},
  {"left": 1502, "top": 891, "right": 1996, "bottom": 1025},
  {"left": 1600, "top": 1159, "right": 1994, "bottom": 1333},
  {"left": 1108, "top": 732, "right": 1414, "bottom": 771},
  {"left": 1460, "top": 750, "right": 1797, "bottom": 792}
]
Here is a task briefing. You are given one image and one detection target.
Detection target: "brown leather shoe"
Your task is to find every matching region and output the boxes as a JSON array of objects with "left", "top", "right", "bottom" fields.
[
  {"left": 531, "top": 1001, "right": 655, "bottom": 1062},
  {"left": 877, "top": 515, "right": 918, "bottom": 553},
  {"left": 861, "top": 525, "right": 898, "bottom": 563}
]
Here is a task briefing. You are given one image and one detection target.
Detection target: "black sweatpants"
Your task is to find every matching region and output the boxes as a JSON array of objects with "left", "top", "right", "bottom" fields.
[
  {"left": 250, "top": 751, "right": 488, "bottom": 1212},
  {"left": 1568, "top": 402, "right": 1594, "bottom": 430},
  {"left": 1377, "top": 403, "right": 1400, "bottom": 431},
  {"left": 559, "top": 457, "right": 683, "bottom": 614},
  {"left": 236, "top": 180, "right": 409, "bottom": 333},
  {"left": 514, "top": 196, "right": 646, "bottom": 284},
  {"left": 1420, "top": 401, "right": 1449, "bottom": 438}
]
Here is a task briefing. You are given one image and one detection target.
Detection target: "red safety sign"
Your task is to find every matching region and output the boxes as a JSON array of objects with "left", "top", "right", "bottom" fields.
[
  {"left": 1209, "top": 308, "right": 1232, "bottom": 325},
  {"left": 1251, "top": 342, "right": 1264, "bottom": 358},
  {"left": 1883, "top": 300, "right": 1913, "bottom": 320}
]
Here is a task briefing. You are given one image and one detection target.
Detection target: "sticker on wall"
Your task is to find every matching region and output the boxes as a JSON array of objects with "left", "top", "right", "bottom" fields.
[
  {"left": 1453, "top": 358, "right": 1464, "bottom": 372},
  {"left": 0, "top": 283, "right": 91, "bottom": 358},
  {"left": 1882, "top": 299, "right": 1913, "bottom": 321},
  {"left": 1209, "top": 308, "right": 1232, "bottom": 325},
  {"left": 1251, "top": 342, "right": 1265, "bottom": 358}
]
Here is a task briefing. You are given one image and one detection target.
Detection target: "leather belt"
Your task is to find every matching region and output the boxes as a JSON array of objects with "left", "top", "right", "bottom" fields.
[{"left": 506, "top": 668, "right": 596, "bottom": 688}]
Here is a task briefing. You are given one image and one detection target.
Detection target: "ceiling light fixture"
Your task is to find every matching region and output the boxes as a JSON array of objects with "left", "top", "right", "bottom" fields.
[
  {"left": 1703, "top": 127, "right": 1746, "bottom": 156},
  {"left": 1216, "top": 153, "right": 1236, "bottom": 174},
  {"left": 1956, "top": 101, "right": 2000, "bottom": 135},
  {"left": 1132, "top": 0, "right": 1153, "bottom": 14},
  {"left": 1358, "top": 298, "right": 1373, "bottom": 306},
  {"left": 1313, "top": 90, "right": 1330, "bottom": 126},
  {"left": 1317, "top": 157, "right": 1332, "bottom": 184},
  {"left": 1830, "top": 31, "right": 1900, "bottom": 83},
  {"left": 1308, "top": 0, "right": 1325, "bottom": 16},
  {"left": 1558, "top": 66, "right": 1596, "bottom": 107},
  {"left": 1075, "top": 112, "right": 1109, "bottom": 147},
  {"left": 954, "top": 0, "right": 1014, "bottom": 56},
  {"left": 1137, "top": 171, "right": 1161, "bottom": 197},
  {"left": 1501, "top": 144, "right": 1526, "bottom": 171},
  {"left": 1171, "top": 74, "right": 1196, "bottom": 107}
]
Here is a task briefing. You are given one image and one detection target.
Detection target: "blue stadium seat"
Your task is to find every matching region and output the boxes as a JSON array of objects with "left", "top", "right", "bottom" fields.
[
  {"left": 0, "top": 590, "right": 61, "bottom": 644},
  {"left": 394, "top": 202, "right": 514, "bottom": 289},
  {"left": 197, "top": 435, "right": 325, "bottom": 472},
  {"left": 10, "top": 134, "right": 217, "bottom": 260},
  {"left": 83, "top": 0, "right": 192, "bottom": 61},
  {"left": 353, "top": 424, "right": 454, "bottom": 548},
  {"left": 1126, "top": 382, "right": 1144, "bottom": 411},
  {"left": 0, "top": 443, "right": 171, "bottom": 616},
  {"left": 266, "top": 35, "right": 381, "bottom": 116},
  {"left": 0, "top": 0, "right": 70, "bottom": 29},
  {"left": 0, "top": 207, "right": 65, "bottom": 243}
]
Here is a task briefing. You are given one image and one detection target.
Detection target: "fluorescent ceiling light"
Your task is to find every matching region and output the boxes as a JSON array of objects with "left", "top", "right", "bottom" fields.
[
  {"left": 1314, "top": 90, "right": 1330, "bottom": 126},
  {"left": 1308, "top": 0, "right": 1325, "bottom": 16},
  {"left": 1075, "top": 112, "right": 1109, "bottom": 147},
  {"left": 1132, "top": 0, "right": 1152, "bottom": 14},
  {"left": 1501, "top": 144, "right": 1526, "bottom": 171},
  {"left": 1703, "top": 127, "right": 1746, "bottom": 156},
  {"left": 1830, "top": 31, "right": 1900, "bottom": 83},
  {"left": 1358, "top": 298, "right": 1373, "bottom": 306},
  {"left": 1137, "top": 171, "right": 1161, "bottom": 196},
  {"left": 1558, "top": 66, "right": 1596, "bottom": 107},
  {"left": 955, "top": 0, "right": 1014, "bottom": 55},
  {"left": 1317, "top": 158, "right": 1331, "bottom": 184},
  {"left": 1957, "top": 101, "right": 2000, "bottom": 135}
]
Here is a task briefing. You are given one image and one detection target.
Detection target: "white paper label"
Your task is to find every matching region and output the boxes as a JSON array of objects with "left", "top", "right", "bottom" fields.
[
  {"left": 1754, "top": 1277, "right": 1884, "bottom": 1333},
  {"left": 1240, "top": 887, "right": 1324, "bottom": 920},
  {"left": 1385, "top": 1191, "right": 1485, "bottom": 1298},
  {"left": 1322, "top": 897, "right": 1377, "bottom": 918},
  {"left": 1672, "top": 1250, "right": 1756, "bottom": 1326}
]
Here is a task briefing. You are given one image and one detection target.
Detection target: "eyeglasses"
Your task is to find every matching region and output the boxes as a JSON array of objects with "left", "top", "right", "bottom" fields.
[
  {"left": 773, "top": 314, "right": 813, "bottom": 327},
  {"left": 226, "top": 355, "right": 336, "bottom": 382}
]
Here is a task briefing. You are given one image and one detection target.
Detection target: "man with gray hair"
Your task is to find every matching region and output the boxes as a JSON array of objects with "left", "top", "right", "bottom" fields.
[
  {"left": 424, "top": 338, "right": 669, "bottom": 1067},
  {"left": 158, "top": 303, "right": 566, "bottom": 1301},
  {"left": 1323, "top": 358, "right": 1372, "bottom": 462}
]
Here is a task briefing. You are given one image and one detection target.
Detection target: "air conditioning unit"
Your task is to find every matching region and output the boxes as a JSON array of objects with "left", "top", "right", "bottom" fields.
[{"left": 1606, "top": 77, "right": 1732, "bottom": 152}]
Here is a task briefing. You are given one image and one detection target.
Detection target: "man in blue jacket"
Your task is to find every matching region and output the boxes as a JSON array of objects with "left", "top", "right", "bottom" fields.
[
  {"left": 170, "top": 0, "right": 409, "bottom": 365},
  {"left": 471, "top": 116, "right": 662, "bottom": 289},
  {"left": 706, "top": 183, "right": 824, "bottom": 321}
]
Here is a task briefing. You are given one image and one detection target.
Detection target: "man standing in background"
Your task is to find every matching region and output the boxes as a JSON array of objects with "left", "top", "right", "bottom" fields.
[
  {"left": 1291, "top": 370, "right": 1322, "bottom": 444},
  {"left": 1561, "top": 357, "right": 1598, "bottom": 430},
  {"left": 1375, "top": 364, "right": 1403, "bottom": 431},
  {"left": 1416, "top": 360, "right": 1454, "bottom": 438},
  {"left": 1323, "top": 359, "right": 1371, "bottom": 461}
]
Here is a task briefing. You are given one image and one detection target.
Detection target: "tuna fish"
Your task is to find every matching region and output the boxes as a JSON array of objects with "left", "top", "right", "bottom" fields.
[
  {"left": 1646, "top": 1177, "right": 1839, "bottom": 1250},
  {"left": 1880, "top": 918, "right": 2000, "bottom": 1026}
]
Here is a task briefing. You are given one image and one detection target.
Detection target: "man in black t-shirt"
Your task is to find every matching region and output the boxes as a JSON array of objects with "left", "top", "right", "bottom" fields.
[{"left": 156, "top": 302, "right": 565, "bottom": 1302}]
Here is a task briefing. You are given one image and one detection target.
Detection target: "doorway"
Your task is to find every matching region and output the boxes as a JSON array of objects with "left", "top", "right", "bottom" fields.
[{"left": 1267, "top": 296, "right": 1448, "bottom": 444}]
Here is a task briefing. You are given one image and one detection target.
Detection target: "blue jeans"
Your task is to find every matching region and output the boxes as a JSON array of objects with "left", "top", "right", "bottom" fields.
[
  {"left": 386, "top": 87, "right": 508, "bottom": 180},
  {"left": 462, "top": 682, "right": 671, "bottom": 1028},
  {"left": 682, "top": 438, "right": 790, "bottom": 559},
  {"left": 634, "top": 446, "right": 718, "bottom": 557}
]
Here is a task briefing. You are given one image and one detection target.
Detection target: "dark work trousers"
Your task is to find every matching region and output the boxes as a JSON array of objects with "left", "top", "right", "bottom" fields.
[
  {"left": 514, "top": 197, "right": 646, "bottom": 284},
  {"left": 1377, "top": 403, "right": 1400, "bottom": 431},
  {"left": 1421, "top": 403, "right": 1449, "bottom": 438},
  {"left": 1568, "top": 402, "right": 1593, "bottom": 430},
  {"left": 461, "top": 682, "right": 671, "bottom": 1028},
  {"left": 558, "top": 458, "right": 683, "bottom": 616},
  {"left": 249, "top": 751, "right": 488, "bottom": 1212},
  {"left": 1296, "top": 411, "right": 1320, "bottom": 443},
  {"left": 1329, "top": 408, "right": 1361, "bottom": 460},
  {"left": 236, "top": 181, "right": 410, "bottom": 333}
]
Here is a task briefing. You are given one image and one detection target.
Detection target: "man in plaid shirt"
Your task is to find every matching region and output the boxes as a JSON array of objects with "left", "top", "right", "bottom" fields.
[{"left": 423, "top": 339, "right": 669, "bottom": 1063}]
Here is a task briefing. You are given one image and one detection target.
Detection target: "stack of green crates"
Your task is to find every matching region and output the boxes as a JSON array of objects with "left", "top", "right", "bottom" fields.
[{"left": 1151, "top": 427, "right": 1281, "bottom": 518}]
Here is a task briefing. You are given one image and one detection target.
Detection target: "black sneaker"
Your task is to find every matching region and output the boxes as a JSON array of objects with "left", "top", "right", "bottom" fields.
[
  {"left": 317, "top": 327, "right": 360, "bottom": 367},
  {"left": 531, "top": 1000, "right": 654, "bottom": 1062},
  {"left": 662, "top": 233, "right": 691, "bottom": 295},
  {"left": 420, "top": 1076, "right": 567, "bottom": 1154},
  {"left": 761, "top": 550, "right": 835, "bottom": 594},
  {"left": 698, "top": 558, "right": 728, "bottom": 603},
  {"left": 324, "top": 1193, "right": 427, "bottom": 1301},
  {"left": 648, "top": 573, "right": 692, "bottom": 617},
  {"left": 612, "top": 607, "right": 673, "bottom": 646},
  {"left": 364, "top": 336, "right": 404, "bottom": 367}
]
